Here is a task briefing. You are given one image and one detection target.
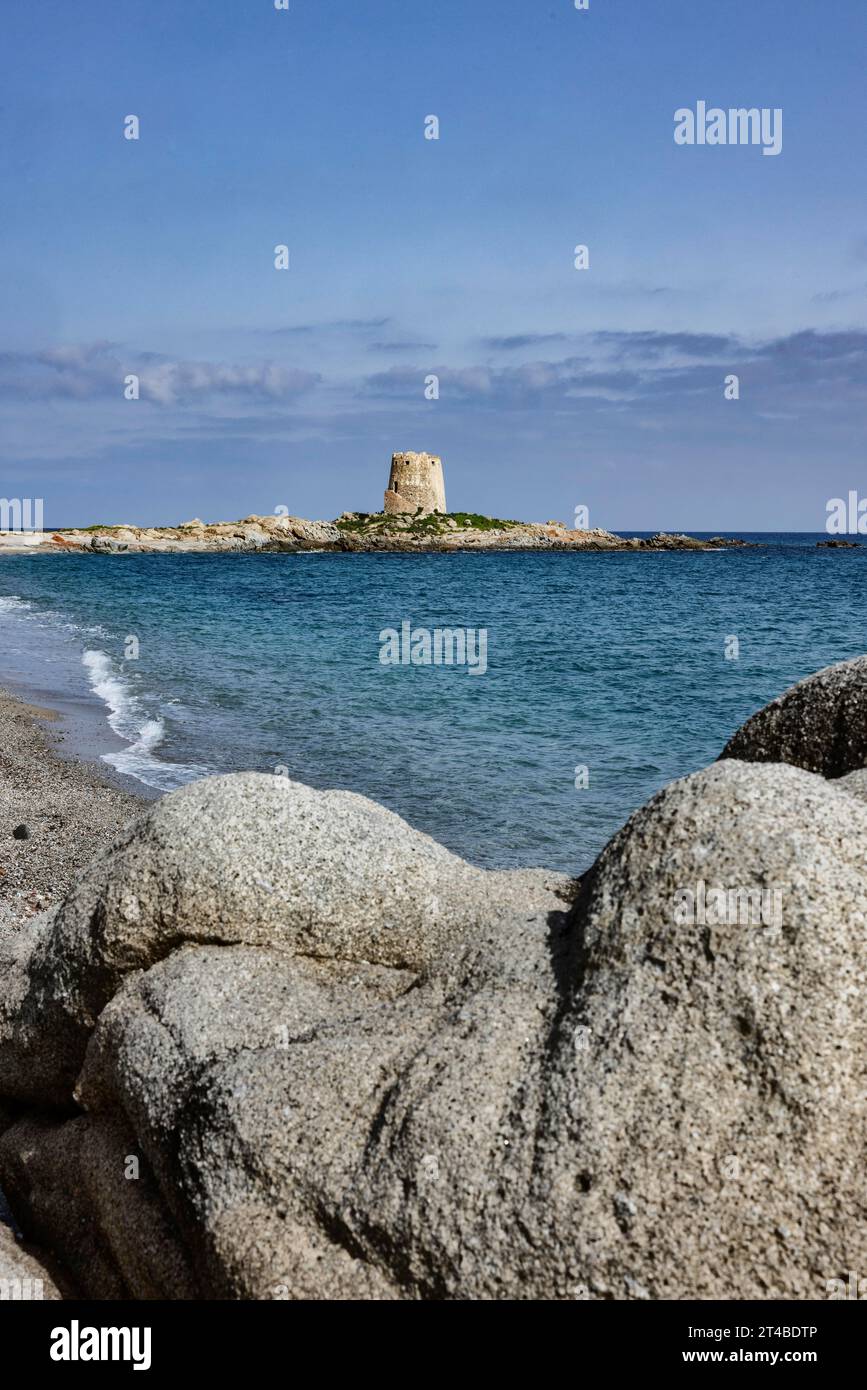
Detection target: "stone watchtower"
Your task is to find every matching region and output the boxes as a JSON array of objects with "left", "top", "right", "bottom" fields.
[{"left": 383, "top": 452, "right": 447, "bottom": 516}]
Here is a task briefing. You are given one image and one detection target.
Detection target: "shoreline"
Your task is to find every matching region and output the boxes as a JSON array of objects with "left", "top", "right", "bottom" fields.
[
  {"left": 0, "top": 667, "right": 163, "bottom": 800},
  {"left": 0, "top": 684, "right": 147, "bottom": 938}
]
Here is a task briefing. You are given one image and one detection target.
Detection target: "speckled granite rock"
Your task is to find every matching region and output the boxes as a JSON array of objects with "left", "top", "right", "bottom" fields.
[
  {"left": 0, "top": 1222, "right": 62, "bottom": 1300},
  {"left": 720, "top": 654, "right": 867, "bottom": 776},
  {"left": 0, "top": 738, "right": 863, "bottom": 1299},
  {"left": 538, "top": 759, "right": 867, "bottom": 1299},
  {"left": 834, "top": 767, "right": 867, "bottom": 802},
  {"left": 0, "top": 1113, "right": 197, "bottom": 1299},
  {"left": 0, "top": 773, "right": 573, "bottom": 1107}
]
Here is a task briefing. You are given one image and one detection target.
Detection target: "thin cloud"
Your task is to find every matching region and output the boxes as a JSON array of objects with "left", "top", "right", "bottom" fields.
[
  {"left": 593, "top": 331, "right": 738, "bottom": 360},
  {"left": 482, "top": 333, "right": 569, "bottom": 351},
  {"left": 266, "top": 317, "right": 392, "bottom": 337},
  {"left": 368, "top": 340, "right": 438, "bottom": 353},
  {"left": 359, "top": 329, "right": 867, "bottom": 410},
  {"left": 811, "top": 285, "right": 867, "bottom": 304},
  {"left": 0, "top": 343, "right": 320, "bottom": 404},
  {"left": 752, "top": 328, "right": 867, "bottom": 362},
  {"left": 362, "top": 359, "right": 641, "bottom": 404}
]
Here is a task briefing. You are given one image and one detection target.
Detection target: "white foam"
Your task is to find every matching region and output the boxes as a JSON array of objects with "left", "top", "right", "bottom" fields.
[
  {"left": 82, "top": 649, "right": 208, "bottom": 792},
  {"left": 0, "top": 594, "right": 107, "bottom": 636},
  {"left": 82, "top": 649, "right": 156, "bottom": 742}
]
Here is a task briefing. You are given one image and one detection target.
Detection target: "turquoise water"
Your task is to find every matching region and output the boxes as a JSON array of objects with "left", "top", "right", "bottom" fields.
[{"left": 0, "top": 537, "right": 864, "bottom": 872}]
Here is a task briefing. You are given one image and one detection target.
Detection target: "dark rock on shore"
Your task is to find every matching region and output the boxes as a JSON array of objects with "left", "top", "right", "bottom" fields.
[{"left": 720, "top": 654, "right": 867, "bottom": 777}]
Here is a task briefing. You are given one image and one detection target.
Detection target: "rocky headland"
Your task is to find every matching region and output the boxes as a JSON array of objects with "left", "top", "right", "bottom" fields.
[
  {"left": 0, "top": 656, "right": 865, "bottom": 1299},
  {"left": 1, "top": 512, "right": 747, "bottom": 556}
]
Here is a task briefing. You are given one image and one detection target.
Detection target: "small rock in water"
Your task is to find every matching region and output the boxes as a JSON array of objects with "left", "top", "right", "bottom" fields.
[{"left": 12, "top": 825, "right": 30, "bottom": 841}]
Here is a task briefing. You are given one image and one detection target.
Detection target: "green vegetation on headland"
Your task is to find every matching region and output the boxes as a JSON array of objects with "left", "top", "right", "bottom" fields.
[{"left": 335, "top": 510, "right": 522, "bottom": 535}]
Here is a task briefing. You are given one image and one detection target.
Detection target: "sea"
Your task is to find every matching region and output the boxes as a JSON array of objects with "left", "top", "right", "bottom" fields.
[{"left": 0, "top": 534, "right": 863, "bottom": 874}]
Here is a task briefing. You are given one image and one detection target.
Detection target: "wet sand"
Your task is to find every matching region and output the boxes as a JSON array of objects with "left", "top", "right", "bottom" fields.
[{"left": 0, "top": 686, "right": 147, "bottom": 939}]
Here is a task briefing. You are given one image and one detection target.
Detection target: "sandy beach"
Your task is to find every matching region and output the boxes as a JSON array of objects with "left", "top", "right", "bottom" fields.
[{"left": 0, "top": 686, "right": 145, "bottom": 940}]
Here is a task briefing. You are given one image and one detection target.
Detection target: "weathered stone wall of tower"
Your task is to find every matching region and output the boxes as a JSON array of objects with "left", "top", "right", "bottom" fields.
[{"left": 383, "top": 452, "right": 447, "bottom": 515}]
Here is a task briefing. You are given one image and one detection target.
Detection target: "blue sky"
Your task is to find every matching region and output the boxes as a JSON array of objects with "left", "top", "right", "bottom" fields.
[{"left": 2, "top": 0, "right": 866, "bottom": 529}]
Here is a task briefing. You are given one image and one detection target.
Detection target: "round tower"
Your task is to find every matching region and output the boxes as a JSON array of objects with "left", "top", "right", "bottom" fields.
[{"left": 383, "top": 452, "right": 447, "bottom": 516}]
